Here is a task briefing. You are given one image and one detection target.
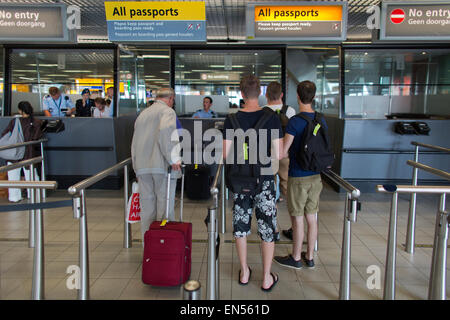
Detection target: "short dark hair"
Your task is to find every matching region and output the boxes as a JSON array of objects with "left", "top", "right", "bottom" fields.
[
  {"left": 266, "top": 81, "right": 282, "bottom": 101},
  {"left": 94, "top": 97, "right": 106, "bottom": 105},
  {"left": 240, "top": 74, "right": 261, "bottom": 99},
  {"left": 297, "top": 81, "right": 316, "bottom": 104},
  {"left": 204, "top": 96, "right": 213, "bottom": 104}
]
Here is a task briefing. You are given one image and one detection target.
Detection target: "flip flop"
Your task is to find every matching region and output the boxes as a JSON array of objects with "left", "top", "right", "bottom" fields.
[
  {"left": 261, "top": 273, "right": 279, "bottom": 292},
  {"left": 238, "top": 267, "right": 252, "bottom": 285}
]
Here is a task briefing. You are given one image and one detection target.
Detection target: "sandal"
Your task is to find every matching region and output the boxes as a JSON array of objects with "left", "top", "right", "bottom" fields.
[
  {"left": 238, "top": 267, "right": 252, "bottom": 285},
  {"left": 261, "top": 273, "right": 279, "bottom": 292}
]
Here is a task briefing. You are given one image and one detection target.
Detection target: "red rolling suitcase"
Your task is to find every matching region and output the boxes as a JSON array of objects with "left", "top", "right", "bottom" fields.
[{"left": 142, "top": 165, "right": 192, "bottom": 286}]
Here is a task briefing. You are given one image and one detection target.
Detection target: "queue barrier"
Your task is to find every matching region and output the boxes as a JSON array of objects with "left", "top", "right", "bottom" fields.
[
  {"left": 0, "top": 179, "right": 59, "bottom": 300},
  {"left": 377, "top": 182, "right": 449, "bottom": 300},
  {"left": 406, "top": 142, "right": 450, "bottom": 254},
  {"left": 322, "top": 170, "right": 361, "bottom": 300},
  {"left": 67, "top": 157, "right": 132, "bottom": 300}
]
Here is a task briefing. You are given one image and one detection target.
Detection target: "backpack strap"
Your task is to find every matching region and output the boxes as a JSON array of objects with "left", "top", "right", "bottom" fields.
[
  {"left": 281, "top": 104, "right": 288, "bottom": 114},
  {"left": 228, "top": 113, "right": 241, "bottom": 130},
  {"left": 254, "top": 107, "right": 274, "bottom": 130},
  {"left": 295, "top": 113, "right": 312, "bottom": 124}
]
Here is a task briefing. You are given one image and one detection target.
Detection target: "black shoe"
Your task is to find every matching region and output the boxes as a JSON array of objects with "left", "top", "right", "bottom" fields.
[
  {"left": 273, "top": 254, "right": 302, "bottom": 270},
  {"left": 274, "top": 231, "right": 280, "bottom": 242},
  {"left": 282, "top": 228, "right": 293, "bottom": 240},
  {"left": 301, "top": 252, "right": 315, "bottom": 268}
]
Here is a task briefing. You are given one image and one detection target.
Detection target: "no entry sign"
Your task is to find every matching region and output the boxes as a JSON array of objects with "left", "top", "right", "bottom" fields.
[{"left": 390, "top": 8, "right": 405, "bottom": 24}]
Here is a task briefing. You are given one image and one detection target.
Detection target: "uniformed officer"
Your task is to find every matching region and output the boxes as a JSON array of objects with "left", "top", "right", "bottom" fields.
[
  {"left": 43, "top": 87, "right": 75, "bottom": 117},
  {"left": 192, "top": 96, "right": 217, "bottom": 118},
  {"left": 75, "top": 88, "right": 95, "bottom": 117}
]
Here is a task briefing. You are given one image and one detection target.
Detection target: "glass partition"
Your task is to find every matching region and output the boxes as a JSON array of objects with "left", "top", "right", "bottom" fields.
[
  {"left": 0, "top": 48, "right": 3, "bottom": 116},
  {"left": 9, "top": 48, "right": 114, "bottom": 115},
  {"left": 344, "top": 49, "right": 450, "bottom": 119},
  {"left": 174, "top": 49, "right": 282, "bottom": 117},
  {"left": 286, "top": 46, "right": 340, "bottom": 117}
]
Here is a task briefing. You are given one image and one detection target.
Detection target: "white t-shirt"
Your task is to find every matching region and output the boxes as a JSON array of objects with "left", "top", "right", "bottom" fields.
[
  {"left": 93, "top": 106, "right": 112, "bottom": 118},
  {"left": 265, "top": 103, "right": 296, "bottom": 119}
]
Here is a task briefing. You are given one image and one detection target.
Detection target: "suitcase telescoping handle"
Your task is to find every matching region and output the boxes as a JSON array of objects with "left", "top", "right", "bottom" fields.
[
  {"left": 180, "top": 164, "right": 185, "bottom": 222},
  {"left": 165, "top": 166, "right": 172, "bottom": 221}
]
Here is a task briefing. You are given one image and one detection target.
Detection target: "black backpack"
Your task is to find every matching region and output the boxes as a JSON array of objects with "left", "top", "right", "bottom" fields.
[
  {"left": 275, "top": 105, "right": 290, "bottom": 134},
  {"left": 295, "top": 112, "right": 334, "bottom": 172},
  {"left": 225, "top": 107, "right": 274, "bottom": 196}
]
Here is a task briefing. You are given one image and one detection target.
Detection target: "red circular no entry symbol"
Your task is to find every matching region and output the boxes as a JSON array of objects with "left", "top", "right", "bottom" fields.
[{"left": 390, "top": 8, "right": 405, "bottom": 24}]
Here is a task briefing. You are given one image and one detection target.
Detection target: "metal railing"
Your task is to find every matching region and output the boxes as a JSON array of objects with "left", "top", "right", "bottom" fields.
[
  {"left": 206, "top": 162, "right": 224, "bottom": 300},
  {"left": 0, "top": 179, "right": 58, "bottom": 300},
  {"left": 322, "top": 170, "right": 361, "bottom": 300},
  {"left": 0, "top": 156, "right": 44, "bottom": 248},
  {"left": 0, "top": 139, "right": 48, "bottom": 199},
  {"left": 67, "top": 157, "right": 132, "bottom": 300},
  {"left": 377, "top": 183, "right": 450, "bottom": 300},
  {"left": 406, "top": 142, "right": 450, "bottom": 254}
]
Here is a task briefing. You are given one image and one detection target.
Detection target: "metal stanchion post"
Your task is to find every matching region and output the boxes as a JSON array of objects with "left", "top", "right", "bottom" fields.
[
  {"left": 183, "top": 280, "right": 201, "bottom": 300},
  {"left": 207, "top": 206, "right": 216, "bottom": 300},
  {"left": 31, "top": 185, "right": 44, "bottom": 300},
  {"left": 339, "top": 193, "right": 352, "bottom": 300},
  {"left": 384, "top": 191, "right": 398, "bottom": 300},
  {"left": 215, "top": 216, "right": 220, "bottom": 300},
  {"left": 220, "top": 167, "right": 226, "bottom": 234},
  {"left": 28, "top": 163, "right": 35, "bottom": 248},
  {"left": 123, "top": 165, "right": 132, "bottom": 248},
  {"left": 40, "top": 141, "right": 46, "bottom": 199},
  {"left": 78, "top": 189, "right": 90, "bottom": 300},
  {"left": 428, "top": 193, "right": 448, "bottom": 300},
  {"left": 406, "top": 145, "right": 419, "bottom": 254}
]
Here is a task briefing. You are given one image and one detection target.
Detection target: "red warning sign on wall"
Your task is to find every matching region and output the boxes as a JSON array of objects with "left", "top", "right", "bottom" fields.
[{"left": 390, "top": 9, "right": 405, "bottom": 24}]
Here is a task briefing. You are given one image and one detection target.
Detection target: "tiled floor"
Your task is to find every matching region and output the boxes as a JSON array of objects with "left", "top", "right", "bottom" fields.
[{"left": 0, "top": 184, "right": 448, "bottom": 300}]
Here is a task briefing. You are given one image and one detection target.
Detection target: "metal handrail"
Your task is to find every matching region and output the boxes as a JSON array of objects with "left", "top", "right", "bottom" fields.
[
  {"left": 68, "top": 158, "right": 131, "bottom": 195},
  {"left": 210, "top": 162, "right": 223, "bottom": 196},
  {"left": 0, "top": 180, "right": 57, "bottom": 189},
  {"left": 406, "top": 160, "right": 450, "bottom": 181},
  {"left": 0, "top": 138, "right": 48, "bottom": 152},
  {"left": 0, "top": 156, "right": 42, "bottom": 173},
  {"left": 376, "top": 184, "right": 450, "bottom": 300},
  {"left": 322, "top": 170, "right": 361, "bottom": 199},
  {"left": 411, "top": 141, "right": 450, "bottom": 153},
  {"left": 67, "top": 157, "right": 133, "bottom": 300},
  {"left": 322, "top": 170, "right": 361, "bottom": 300}
]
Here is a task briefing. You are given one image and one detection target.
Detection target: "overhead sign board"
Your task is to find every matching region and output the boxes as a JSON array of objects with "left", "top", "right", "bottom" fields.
[
  {"left": 0, "top": 4, "right": 68, "bottom": 42},
  {"left": 246, "top": 1, "right": 347, "bottom": 41},
  {"left": 381, "top": 1, "right": 450, "bottom": 40},
  {"left": 104, "top": 1, "right": 206, "bottom": 42}
]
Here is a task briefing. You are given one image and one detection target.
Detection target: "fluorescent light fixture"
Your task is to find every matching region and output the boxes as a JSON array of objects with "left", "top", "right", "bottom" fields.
[
  {"left": 325, "top": 65, "right": 339, "bottom": 68},
  {"left": 191, "top": 70, "right": 210, "bottom": 72},
  {"left": 26, "top": 64, "right": 58, "bottom": 67},
  {"left": 145, "top": 75, "right": 156, "bottom": 78},
  {"left": 264, "top": 71, "right": 280, "bottom": 74},
  {"left": 86, "top": 75, "right": 113, "bottom": 78},
  {"left": 160, "top": 71, "right": 170, "bottom": 74},
  {"left": 142, "top": 55, "right": 170, "bottom": 59},
  {"left": 269, "top": 65, "right": 280, "bottom": 68},
  {"left": 209, "top": 65, "right": 245, "bottom": 68},
  {"left": 63, "top": 70, "right": 92, "bottom": 73},
  {"left": 19, "top": 77, "right": 35, "bottom": 80},
  {"left": 13, "top": 70, "right": 36, "bottom": 72}
]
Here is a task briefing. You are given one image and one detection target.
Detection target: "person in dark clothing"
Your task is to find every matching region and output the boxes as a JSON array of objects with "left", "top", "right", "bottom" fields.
[
  {"left": 75, "top": 88, "right": 95, "bottom": 117},
  {"left": 1, "top": 101, "right": 43, "bottom": 202}
]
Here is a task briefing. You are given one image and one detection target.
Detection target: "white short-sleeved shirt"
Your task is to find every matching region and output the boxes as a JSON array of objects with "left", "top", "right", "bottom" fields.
[
  {"left": 42, "top": 94, "right": 75, "bottom": 117},
  {"left": 265, "top": 104, "right": 296, "bottom": 119},
  {"left": 93, "top": 106, "right": 112, "bottom": 118}
]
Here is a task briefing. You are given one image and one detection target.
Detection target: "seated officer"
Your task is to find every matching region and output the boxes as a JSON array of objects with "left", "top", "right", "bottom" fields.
[
  {"left": 43, "top": 87, "right": 75, "bottom": 117},
  {"left": 75, "top": 88, "right": 95, "bottom": 117},
  {"left": 192, "top": 96, "right": 217, "bottom": 118}
]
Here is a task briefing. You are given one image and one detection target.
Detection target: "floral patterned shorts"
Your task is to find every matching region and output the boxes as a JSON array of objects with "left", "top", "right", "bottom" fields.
[{"left": 232, "top": 180, "right": 277, "bottom": 242}]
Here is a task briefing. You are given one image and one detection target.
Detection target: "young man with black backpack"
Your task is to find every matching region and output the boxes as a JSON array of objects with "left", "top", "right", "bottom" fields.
[
  {"left": 274, "top": 81, "right": 332, "bottom": 269},
  {"left": 223, "top": 75, "right": 283, "bottom": 291}
]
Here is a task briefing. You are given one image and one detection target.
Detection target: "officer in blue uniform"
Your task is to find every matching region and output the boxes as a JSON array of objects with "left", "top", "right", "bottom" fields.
[
  {"left": 43, "top": 87, "right": 75, "bottom": 117},
  {"left": 192, "top": 96, "right": 217, "bottom": 118}
]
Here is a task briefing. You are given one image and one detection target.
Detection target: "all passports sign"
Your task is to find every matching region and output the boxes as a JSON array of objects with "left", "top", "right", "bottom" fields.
[
  {"left": 104, "top": 1, "right": 206, "bottom": 42},
  {"left": 381, "top": 1, "right": 450, "bottom": 40},
  {"left": 246, "top": 1, "right": 347, "bottom": 41}
]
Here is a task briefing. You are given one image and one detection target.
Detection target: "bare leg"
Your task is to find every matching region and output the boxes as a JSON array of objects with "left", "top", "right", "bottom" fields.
[
  {"left": 305, "top": 213, "right": 318, "bottom": 260},
  {"left": 261, "top": 240, "right": 275, "bottom": 289},
  {"left": 236, "top": 236, "right": 250, "bottom": 283},
  {"left": 291, "top": 216, "right": 304, "bottom": 261}
]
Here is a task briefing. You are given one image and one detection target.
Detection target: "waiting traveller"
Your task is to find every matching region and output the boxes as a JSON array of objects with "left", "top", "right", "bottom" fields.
[
  {"left": 223, "top": 75, "right": 282, "bottom": 291},
  {"left": 192, "top": 97, "right": 217, "bottom": 118},
  {"left": 106, "top": 87, "right": 115, "bottom": 117},
  {"left": 93, "top": 98, "right": 111, "bottom": 118},
  {"left": 274, "top": 81, "right": 326, "bottom": 269},
  {"left": 1, "top": 101, "right": 42, "bottom": 202},
  {"left": 131, "top": 88, "right": 182, "bottom": 243},
  {"left": 76, "top": 88, "right": 95, "bottom": 117},
  {"left": 43, "top": 87, "right": 75, "bottom": 117}
]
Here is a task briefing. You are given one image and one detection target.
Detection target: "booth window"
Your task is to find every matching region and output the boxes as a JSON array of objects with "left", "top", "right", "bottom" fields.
[
  {"left": 344, "top": 49, "right": 450, "bottom": 119},
  {"left": 174, "top": 49, "right": 282, "bottom": 117},
  {"left": 0, "top": 48, "right": 3, "bottom": 116},
  {"left": 9, "top": 48, "right": 114, "bottom": 115}
]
